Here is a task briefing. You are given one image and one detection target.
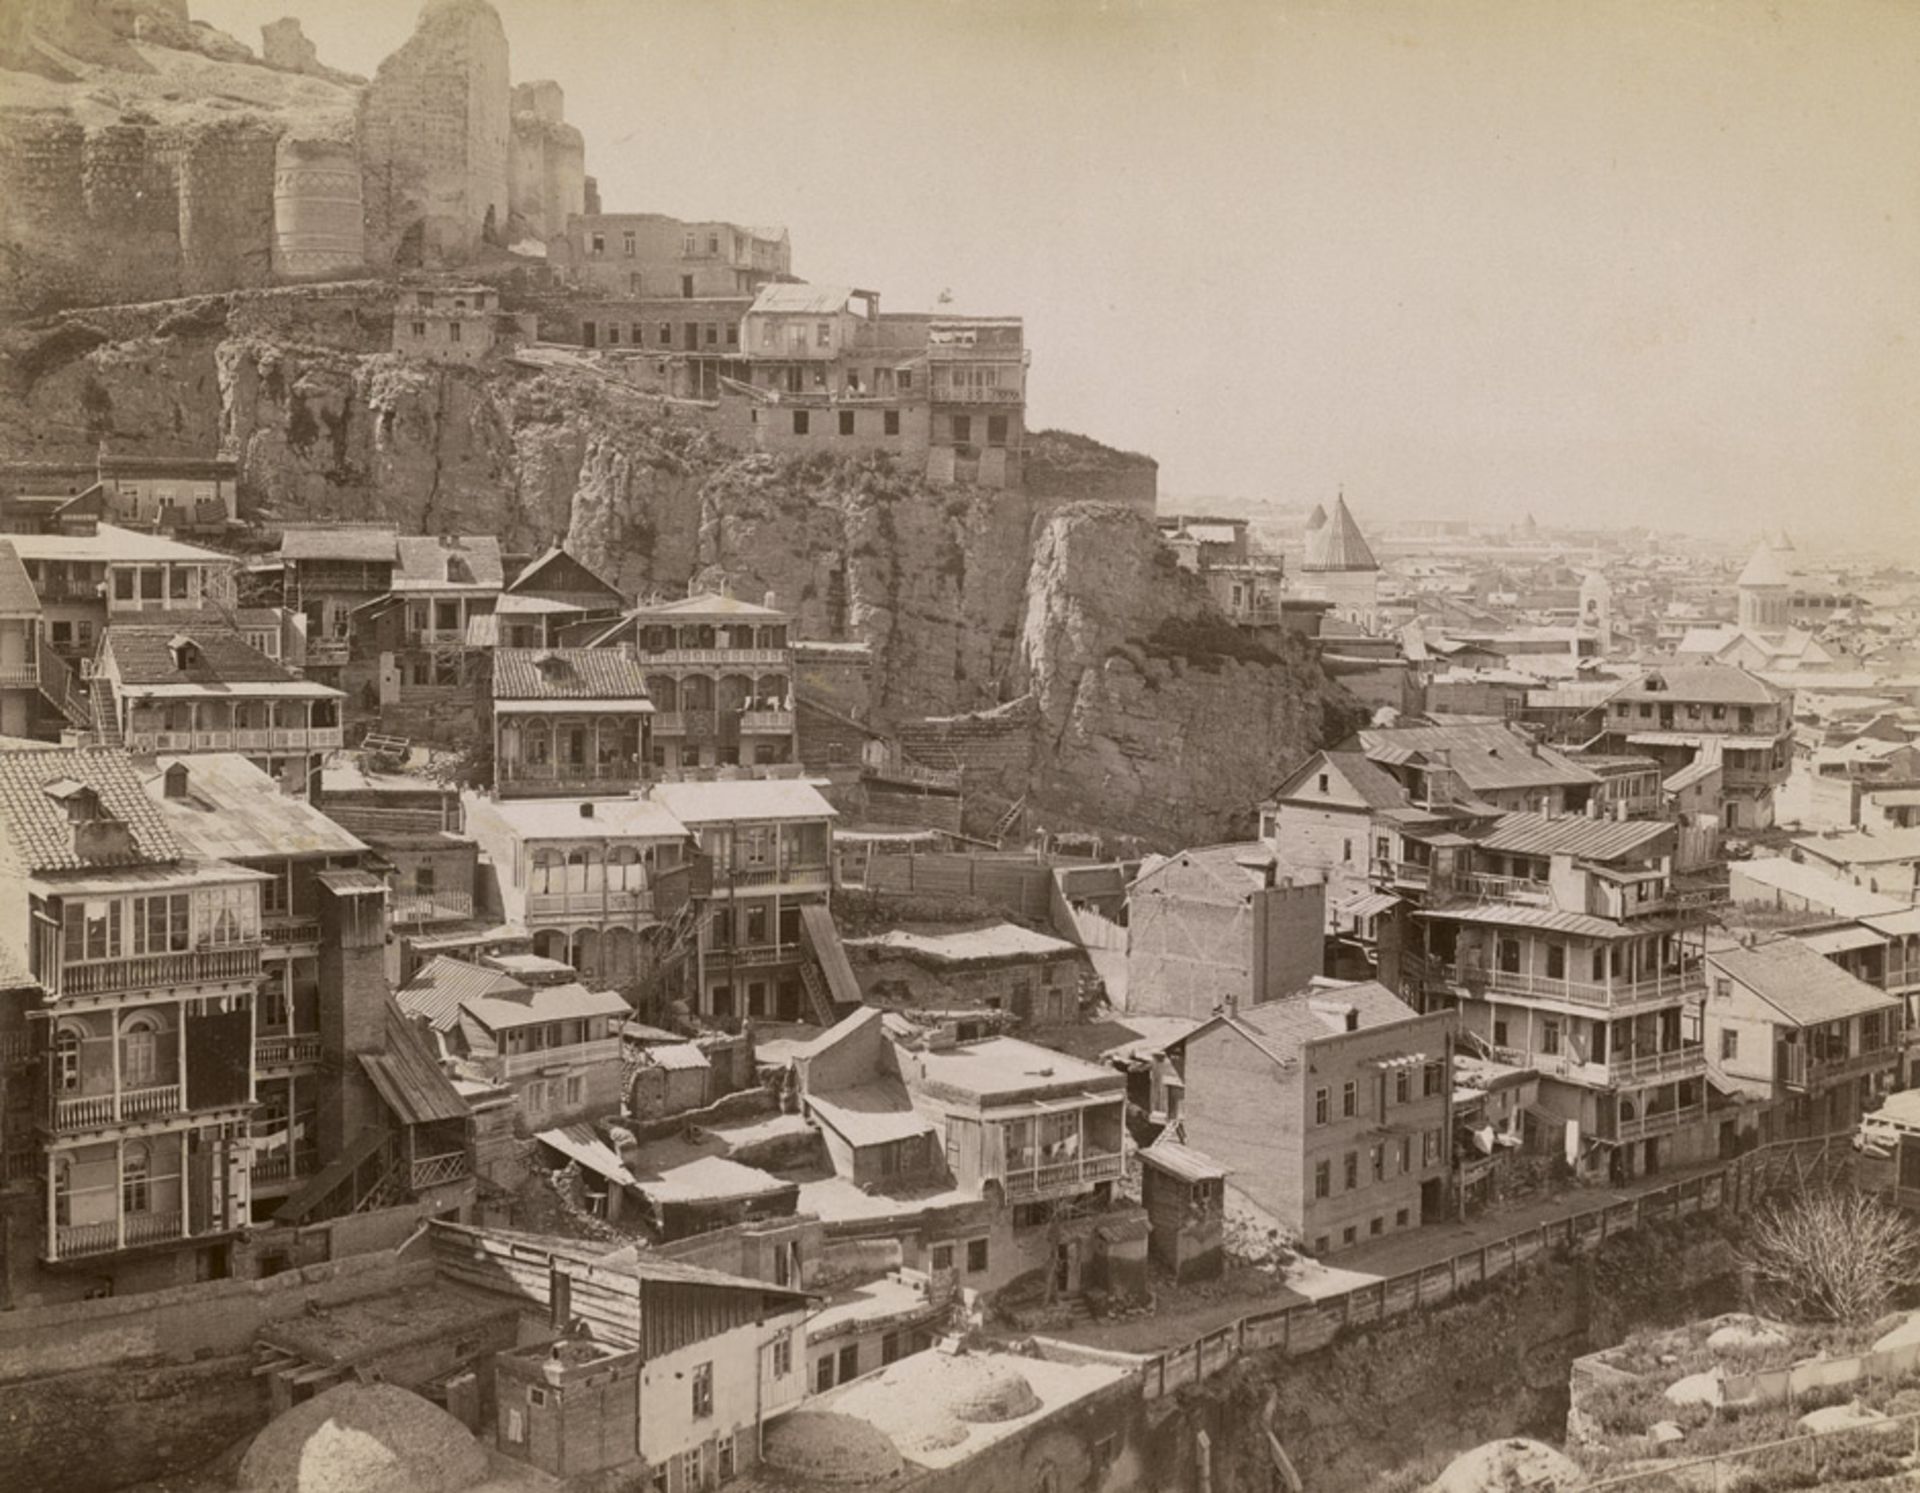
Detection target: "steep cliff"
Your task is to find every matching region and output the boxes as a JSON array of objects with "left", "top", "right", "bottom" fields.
[
  {"left": 1019, "top": 504, "right": 1363, "bottom": 844},
  {"left": 0, "top": 289, "right": 1354, "bottom": 845}
]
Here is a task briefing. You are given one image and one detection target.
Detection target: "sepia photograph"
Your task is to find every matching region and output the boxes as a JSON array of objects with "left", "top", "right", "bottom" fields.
[{"left": 0, "top": 0, "right": 1918, "bottom": 1489}]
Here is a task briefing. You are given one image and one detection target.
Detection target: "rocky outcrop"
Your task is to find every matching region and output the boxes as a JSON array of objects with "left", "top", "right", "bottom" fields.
[
  {"left": 1019, "top": 504, "right": 1362, "bottom": 843},
  {"left": 0, "top": 289, "right": 1355, "bottom": 846}
]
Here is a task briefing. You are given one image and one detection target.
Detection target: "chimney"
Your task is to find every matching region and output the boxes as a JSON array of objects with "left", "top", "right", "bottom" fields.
[
  {"left": 315, "top": 872, "right": 392, "bottom": 1158},
  {"left": 764, "top": 589, "right": 778, "bottom": 611},
  {"left": 579, "top": 801, "right": 595, "bottom": 818}
]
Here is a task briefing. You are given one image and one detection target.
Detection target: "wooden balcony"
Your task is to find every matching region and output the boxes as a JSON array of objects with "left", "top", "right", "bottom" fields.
[
  {"left": 261, "top": 917, "right": 321, "bottom": 951},
  {"left": 49, "top": 945, "right": 260, "bottom": 998},
  {"left": 1002, "top": 1150, "right": 1126, "bottom": 1201},
  {"left": 391, "top": 891, "right": 476, "bottom": 924},
  {"left": 524, "top": 888, "right": 653, "bottom": 921},
  {"left": 1610, "top": 1044, "right": 1707, "bottom": 1085},
  {"left": 711, "top": 864, "right": 830, "bottom": 892},
  {"left": 50, "top": 1082, "right": 181, "bottom": 1132},
  {"left": 1444, "top": 961, "right": 1705, "bottom": 1013},
  {"left": 255, "top": 1033, "right": 323, "bottom": 1070},
  {"left": 304, "top": 639, "right": 350, "bottom": 666},
  {"left": 740, "top": 709, "right": 794, "bottom": 733},
  {"left": 53, "top": 1211, "right": 184, "bottom": 1260},
  {"left": 498, "top": 1036, "right": 622, "bottom": 1078},
  {"left": 410, "top": 1151, "right": 472, "bottom": 1190},
  {"left": 1612, "top": 1101, "right": 1708, "bottom": 1144},
  {"left": 646, "top": 647, "right": 788, "bottom": 667}
]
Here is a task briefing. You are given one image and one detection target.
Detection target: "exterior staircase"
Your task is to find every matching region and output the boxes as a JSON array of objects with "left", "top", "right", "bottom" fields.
[
  {"left": 87, "top": 673, "right": 122, "bottom": 748},
  {"left": 34, "top": 649, "right": 92, "bottom": 732},
  {"left": 992, "top": 793, "right": 1027, "bottom": 846},
  {"left": 798, "top": 962, "right": 838, "bottom": 1027}
]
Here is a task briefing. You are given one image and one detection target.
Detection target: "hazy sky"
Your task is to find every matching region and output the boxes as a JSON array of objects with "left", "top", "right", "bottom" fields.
[{"left": 194, "top": 0, "right": 1920, "bottom": 545}]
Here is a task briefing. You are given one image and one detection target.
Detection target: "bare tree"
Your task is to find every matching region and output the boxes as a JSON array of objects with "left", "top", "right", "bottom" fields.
[{"left": 1743, "top": 1189, "right": 1920, "bottom": 1323}]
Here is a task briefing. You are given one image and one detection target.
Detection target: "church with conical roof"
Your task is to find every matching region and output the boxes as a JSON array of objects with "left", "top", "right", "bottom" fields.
[{"left": 1291, "top": 494, "right": 1381, "bottom": 628}]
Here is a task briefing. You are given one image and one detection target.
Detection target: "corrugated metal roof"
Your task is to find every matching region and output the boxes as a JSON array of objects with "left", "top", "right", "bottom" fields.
[
  {"left": 463, "top": 982, "right": 631, "bottom": 1032},
  {"left": 1610, "top": 665, "right": 1786, "bottom": 706},
  {"left": 1140, "top": 1137, "right": 1228, "bottom": 1182},
  {"left": 1793, "top": 926, "right": 1887, "bottom": 956},
  {"left": 535, "top": 1124, "right": 637, "bottom": 1188},
  {"left": 9, "top": 524, "right": 229, "bottom": 564},
  {"left": 1417, "top": 904, "right": 1650, "bottom": 940},
  {"left": 393, "top": 534, "right": 504, "bottom": 591},
  {"left": 1355, "top": 723, "right": 1596, "bottom": 792},
  {"left": 280, "top": 527, "right": 398, "bottom": 562},
  {"left": 360, "top": 1002, "right": 471, "bottom": 1125},
  {"left": 148, "top": 754, "right": 366, "bottom": 861},
  {"left": 650, "top": 778, "right": 837, "bottom": 825},
  {"left": 644, "top": 1042, "right": 711, "bottom": 1072},
  {"left": 1336, "top": 890, "right": 1402, "bottom": 919},
  {"left": 399, "top": 955, "right": 530, "bottom": 1032},
  {"left": 1707, "top": 938, "right": 1898, "bottom": 1027},
  {"left": 749, "top": 283, "right": 858, "bottom": 316},
  {"left": 1477, "top": 813, "right": 1673, "bottom": 863}
]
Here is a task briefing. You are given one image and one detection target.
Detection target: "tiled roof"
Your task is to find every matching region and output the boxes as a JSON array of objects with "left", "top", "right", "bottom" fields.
[
  {"left": 279, "top": 527, "right": 398, "bottom": 562},
  {"left": 1707, "top": 938, "right": 1897, "bottom": 1027},
  {"left": 492, "top": 648, "right": 651, "bottom": 701},
  {"left": 0, "top": 747, "right": 181, "bottom": 872},
  {"left": 1477, "top": 813, "right": 1674, "bottom": 863},
  {"left": 105, "top": 624, "right": 296, "bottom": 686},
  {"left": 0, "top": 541, "right": 41, "bottom": 615},
  {"left": 147, "top": 755, "right": 366, "bottom": 861}
]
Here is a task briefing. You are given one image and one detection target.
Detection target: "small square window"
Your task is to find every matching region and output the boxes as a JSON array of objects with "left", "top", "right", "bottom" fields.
[
  {"left": 1342, "top": 1225, "right": 1357, "bottom": 1246},
  {"left": 1370, "top": 1216, "right": 1383, "bottom": 1236},
  {"left": 884, "top": 410, "right": 901, "bottom": 436},
  {"left": 838, "top": 410, "right": 855, "bottom": 436},
  {"left": 1396, "top": 1208, "right": 1410, "bottom": 1227},
  {"left": 966, "top": 1237, "right": 989, "bottom": 1273},
  {"left": 793, "top": 410, "right": 810, "bottom": 435}
]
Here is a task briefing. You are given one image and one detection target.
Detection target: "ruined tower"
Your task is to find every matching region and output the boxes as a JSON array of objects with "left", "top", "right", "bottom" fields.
[{"left": 357, "top": 0, "right": 513, "bottom": 267}]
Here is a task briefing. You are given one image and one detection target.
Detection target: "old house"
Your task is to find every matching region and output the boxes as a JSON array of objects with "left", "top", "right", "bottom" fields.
[
  {"left": 277, "top": 525, "right": 399, "bottom": 672},
  {"left": 1178, "top": 981, "right": 1454, "bottom": 1256},
  {"left": 349, "top": 533, "right": 504, "bottom": 706},
  {"left": 489, "top": 647, "right": 654, "bottom": 798},
  {"left": 142, "top": 754, "right": 368, "bottom": 1214},
  {"left": 792, "top": 1008, "right": 946, "bottom": 1192},
  {"left": 1124, "top": 844, "right": 1326, "bottom": 1020},
  {"left": 606, "top": 590, "right": 796, "bottom": 772},
  {"left": 559, "top": 213, "right": 791, "bottom": 300},
  {"left": 1600, "top": 665, "right": 1794, "bottom": 831},
  {"left": 844, "top": 922, "right": 1094, "bottom": 1033},
  {"left": 1706, "top": 936, "right": 1901, "bottom": 1141},
  {"left": 1138, "top": 1134, "right": 1227, "bottom": 1282},
  {"left": 95, "top": 623, "right": 344, "bottom": 798},
  {"left": 0, "top": 748, "right": 262, "bottom": 1295}
]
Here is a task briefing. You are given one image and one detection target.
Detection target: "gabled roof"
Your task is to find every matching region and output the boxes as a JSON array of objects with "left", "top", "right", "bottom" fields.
[
  {"left": 507, "top": 546, "right": 625, "bottom": 604},
  {"left": 1707, "top": 938, "right": 1897, "bottom": 1027},
  {"left": 804, "top": 1081, "right": 938, "bottom": 1148},
  {"left": 1229, "top": 981, "right": 1424, "bottom": 1053},
  {"left": 393, "top": 535, "right": 504, "bottom": 592},
  {"left": 7, "top": 524, "right": 229, "bottom": 565},
  {"left": 360, "top": 1000, "right": 472, "bottom": 1125},
  {"left": 1609, "top": 665, "right": 1786, "bottom": 707},
  {"left": 460, "top": 982, "right": 631, "bottom": 1033},
  {"left": 104, "top": 624, "right": 298, "bottom": 687},
  {"left": 1300, "top": 496, "right": 1378, "bottom": 573},
  {"left": 1130, "top": 841, "right": 1283, "bottom": 903},
  {"left": 748, "top": 282, "right": 859, "bottom": 316},
  {"left": 1274, "top": 749, "right": 1411, "bottom": 810},
  {"left": 627, "top": 590, "right": 789, "bottom": 621},
  {"left": 147, "top": 755, "right": 367, "bottom": 861},
  {"left": 492, "top": 648, "right": 651, "bottom": 701},
  {"left": 1140, "top": 1136, "right": 1228, "bottom": 1182},
  {"left": 399, "top": 956, "right": 531, "bottom": 1032},
  {"left": 1353, "top": 723, "right": 1596, "bottom": 792},
  {"left": 1476, "top": 812, "right": 1673, "bottom": 863},
  {"left": 648, "top": 778, "right": 836, "bottom": 826},
  {"left": 0, "top": 747, "right": 181, "bottom": 872},
  {"left": 279, "top": 527, "right": 398, "bottom": 563},
  {"left": 0, "top": 541, "right": 41, "bottom": 616}
]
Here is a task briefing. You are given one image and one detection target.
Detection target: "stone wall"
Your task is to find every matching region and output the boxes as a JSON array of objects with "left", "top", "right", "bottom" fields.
[{"left": 357, "top": 0, "right": 513, "bottom": 266}]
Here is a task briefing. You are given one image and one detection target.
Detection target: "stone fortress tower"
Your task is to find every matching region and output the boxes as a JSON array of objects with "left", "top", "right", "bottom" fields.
[{"left": 0, "top": 0, "right": 590, "bottom": 312}]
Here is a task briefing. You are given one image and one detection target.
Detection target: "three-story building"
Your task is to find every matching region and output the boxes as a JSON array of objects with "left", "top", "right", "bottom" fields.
[
  {"left": 489, "top": 647, "right": 654, "bottom": 798},
  {"left": 610, "top": 591, "right": 795, "bottom": 772}
]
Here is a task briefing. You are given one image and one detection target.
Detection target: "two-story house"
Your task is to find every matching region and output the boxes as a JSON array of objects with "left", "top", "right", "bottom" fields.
[
  {"left": 601, "top": 590, "right": 795, "bottom": 772},
  {"left": 1600, "top": 665, "right": 1795, "bottom": 831},
  {"left": 0, "top": 747, "right": 263, "bottom": 1294},
  {"left": 560, "top": 213, "right": 792, "bottom": 299},
  {"left": 1706, "top": 936, "right": 1901, "bottom": 1141},
  {"left": 349, "top": 534, "right": 504, "bottom": 705},
  {"left": 397, "top": 955, "right": 629, "bottom": 1131},
  {"left": 489, "top": 647, "right": 654, "bottom": 798},
  {"left": 277, "top": 525, "right": 399, "bottom": 673},
  {"left": 95, "top": 623, "right": 345, "bottom": 799},
  {"left": 924, "top": 315, "right": 1028, "bottom": 488},
  {"left": 651, "top": 779, "right": 840, "bottom": 1025},
  {"left": 1412, "top": 814, "right": 1717, "bottom": 1180},
  {"left": 0, "top": 539, "right": 69, "bottom": 739},
  {"left": 1178, "top": 981, "right": 1454, "bottom": 1255},
  {"left": 487, "top": 545, "right": 627, "bottom": 649},
  {"left": 462, "top": 792, "right": 694, "bottom": 989},
  {"left": 142, "top": 755, "right": 369, "bottom": 1214}
]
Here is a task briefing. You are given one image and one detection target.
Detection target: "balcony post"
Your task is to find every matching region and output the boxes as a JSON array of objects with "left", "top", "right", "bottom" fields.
[
  {"left": 115, "top": 1137, "right": 125, "bottom": 1251},
  {"left": 178, "top": 1007, "right": 188, "bottom": 1111},
  {"left": 111, "top": 1016, "right": 122, "bottom": 1123},
  {"left": 45, "top": 1151, "right": 57, "bottom": 1261}
]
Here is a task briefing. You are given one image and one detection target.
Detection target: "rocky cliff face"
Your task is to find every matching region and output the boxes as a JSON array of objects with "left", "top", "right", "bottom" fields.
[
  {"left": 0, "top": 288, "right": 1355, "bottom": 845},
  {"left": 1019, "top": 504, "right": 1362, "bottom": 843}
]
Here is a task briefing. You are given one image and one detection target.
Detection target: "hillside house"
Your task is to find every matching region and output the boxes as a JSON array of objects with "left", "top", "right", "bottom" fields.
[{"left": 489, "top": 647, "right": 654, "bottom": 798}]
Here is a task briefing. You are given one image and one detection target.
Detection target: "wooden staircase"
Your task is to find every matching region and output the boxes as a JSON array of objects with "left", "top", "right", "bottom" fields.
[
  {"left": 88, "top": 674, "right": 122, "bottom": 748},
  {"left": 34, "top": 650, "right": 92, "bottom": 733}
]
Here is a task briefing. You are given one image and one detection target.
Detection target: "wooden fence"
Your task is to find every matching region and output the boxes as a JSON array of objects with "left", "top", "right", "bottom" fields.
[
  {"left": 428, "top": 1220, "right": 642, "bottom": 1347},
  {"left": 852, "top": 851, "right": 1056, "bottom": 919},
  {"left": 1133, "top": 1137, "right": 1844, "bottom": 1401}
]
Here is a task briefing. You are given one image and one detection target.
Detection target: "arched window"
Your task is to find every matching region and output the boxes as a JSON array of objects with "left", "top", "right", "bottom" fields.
[
  {"left": 55, "top": 1023, "right": 84, "bottom": 1093},
  {"left": 682, "top": 675, "right": 714, "bottom": 711},
  {"left": 646, "top": 676, "right": 677, "bottom": 711},
  {"left": 756, "top": 674, "right": 789, "bottom": 709},
  {"left": 609, "top": 845, "right": 643, "bottom": 892},
  {"left": 596, "top": 716, "right": 623, "bottom": 769},
  {"left": 717, "top": 674, "right": 752, "bottom": 713},
  {"left": 524, "top": 718, "right": 551, "bottom": 766},
  {"left": 566, "top": 847, "right": 593, "bottom": 894},
  {"left": 532, "top": 848, "right": 560, "bottom": 896},
  {"left": 122, "top": 1143, "right": 151, "bottom": 1214},
  {"left": 532, "top": 929, "right": 567, "bottom": 963},
  {"left": 571, "top": 928, "right": 600, "bottom": 980},
  {"left": 54, "top": 1159, "right": 72, "bottom": 1227},
  {"left": 562, "top": 719, "right": 589, "bottom": 768},
  {"left": 121, "top": 1013, "right": 162, "bottom": 1087}
]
